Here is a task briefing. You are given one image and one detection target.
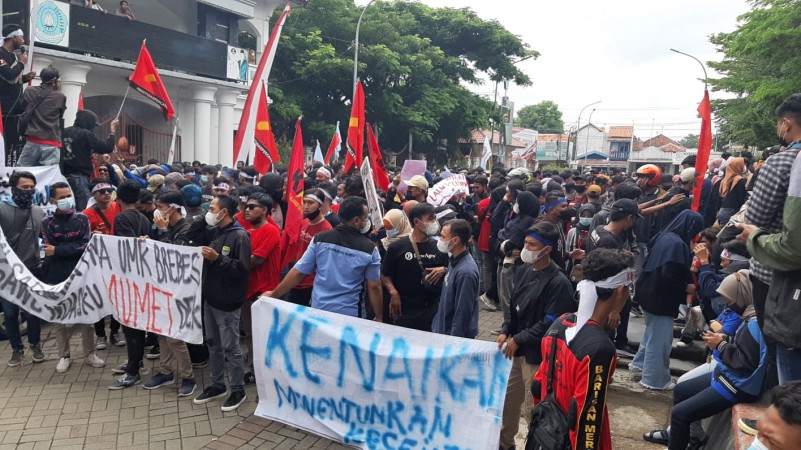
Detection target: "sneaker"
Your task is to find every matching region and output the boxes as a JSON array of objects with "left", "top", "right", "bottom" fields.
[
  {"left": 192, "top": 360, "right": 208, "bottom": 369},
  {"left": 244, "top": 372, "right": 256, "bottom": 385},
  {"left": 178, "top": 379, "right": 197, "bottom": 397},
  {"left": 145, "top": 344, "right": 160, "bottom": 360},
  {"left": 56, "top": 357, "right": 72, "bottom": 373},
  {"left": 84, "top": 353, "right": 106, "bottom": 368},
  {"left": 193, "top": 385, "right": 228, "bottom": 405},
  {"left": 95, "top": 336, "right": 107, "bottom": 351},
  {"left": 108, "top": 373, "right": 141, "bottom": 390},
  {"left": 30, "top": 344, "right": 44, "bottom": 363},
  {"left": 110, "top": 333, "right": 126, "bottom": 347},
  {"left": 221, "top": 391, "right": 247, "bottom": 412},
  {"left": 143, "top": 372, "right": 175, "bottom": 390},
  {"left": 479, "top": 294, "right": 499, "bottom": 311},
  {"left": 7, "top": 350, "right": 23, "bottom": 367},
  {"left": 641, "top": 380, "right": 676, "bottom": 391},
  {"left": 676, "top": 336, "right": 693, "bottom": 349},
  {"left": 738, "top": 418, "right": 758, "bottom": 436},
  {"left": 490, "top": 329, "right": 502, "bottom": 336},
  {"left": 111, "top": 361, "right": 128, "bottom": 375},
  {"left": 615, "top": 343, "right": 637, "bottom": 359},
  {"left": 630, "top": 303, "right": 644, "bottom": 317}
]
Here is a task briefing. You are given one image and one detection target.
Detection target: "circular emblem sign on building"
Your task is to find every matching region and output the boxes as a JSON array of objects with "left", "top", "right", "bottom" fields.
[{"left": 34, "top": 0, "right": 70, "bottom": 47}]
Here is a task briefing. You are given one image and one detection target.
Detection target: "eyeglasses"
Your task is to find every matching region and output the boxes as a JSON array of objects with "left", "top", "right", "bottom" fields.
[
  {"left": 98, "top": 169, "right": 108, "bottom": 173},
  {"left": 96, "top": 189, "right": 113, "bottom": 195},
  {"left": 245, "top": 204, "right": 264, "bottom": 210}
]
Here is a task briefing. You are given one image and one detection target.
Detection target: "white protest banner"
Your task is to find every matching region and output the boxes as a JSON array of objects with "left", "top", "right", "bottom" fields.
[
  {"left": 359, "top": 157, "right": 383, "bottom": 231},
  {"left": 427, "top": 174, "right": 469, "bottom": 207},
  {"left": 0, "top": 231, "right": 204, "bottom": 344},
  {"left": 0, "top": 165, "right": 69, "bottom": 214},
  {"left": 398, "top": 159, "right": 427, "bottom": 196},
  {"left": 253, "top": 298, "right": 511, "bottom": 450}
]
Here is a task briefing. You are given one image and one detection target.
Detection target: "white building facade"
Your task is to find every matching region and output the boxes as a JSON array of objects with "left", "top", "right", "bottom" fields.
[{"left": 2, "top": 0, "right": 290, "bottom": 166}]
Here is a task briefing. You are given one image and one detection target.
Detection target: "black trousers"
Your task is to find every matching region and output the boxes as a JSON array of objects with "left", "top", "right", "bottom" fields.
[
  {"left": 122, "top": 325, "right": 146, "bottom": 376},
  {"left": 94, "top": 316, "right": 120, "bottom": 337}
]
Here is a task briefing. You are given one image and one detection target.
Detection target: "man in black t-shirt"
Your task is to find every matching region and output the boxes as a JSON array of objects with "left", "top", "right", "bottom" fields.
[
  {"left": 381, "top": 203, "right": 447, "bottom": 331},
  {"left": 588, "top": 199, "right": 641, "bottom": 252},
  {"left": 108, "top": 180, "right": 154, "bottom": 390},
  {"left": 587, "top": 198, "right": 642, "bottom": 357}
]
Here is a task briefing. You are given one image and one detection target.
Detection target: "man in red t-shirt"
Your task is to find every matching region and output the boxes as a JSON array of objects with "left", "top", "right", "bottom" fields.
[
  {"left": 82, "top": 178, "right": 124, "bottom": 348},
  {"left": 241, "top": 192, "right": 281, "bottom": 383},
  {"left": 287, "top": 189, "right": 332, "bottom": 306},
  {"left": 83, "top": 179, "right": 120, "bottom": 235}
]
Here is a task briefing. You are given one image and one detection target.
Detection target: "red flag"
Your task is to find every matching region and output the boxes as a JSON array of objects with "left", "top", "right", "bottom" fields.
[
  {"left": 366, "top": 123, "right": 390, "bottom": 192},
  {"left": 129, "top": 41, "right": 175, "bottom": 121},
  {"left": 692, "top": 90, "right": 712, "bottom": 212},
  {"left": 253, "top": 83, "right": 280, "bottom": 174},
  {"left": 344, "top": 81, "right": 365, "bottom": 173},
  {"left": 232, "top": 5, "right": 291, "bottom": 164},
  {"left": 280, "top": 117, "right": 306, "bottom": 267},
  {"left": 78, "top": 93, "right": 84, "bottom": 111},
  {"left": 324, "top": 121, "right": 342, "bottom": 164}
]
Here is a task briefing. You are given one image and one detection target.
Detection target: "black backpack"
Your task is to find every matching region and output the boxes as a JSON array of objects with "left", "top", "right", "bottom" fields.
[{"left": 525, "top": 329, "right": 573, "bottom": 450}]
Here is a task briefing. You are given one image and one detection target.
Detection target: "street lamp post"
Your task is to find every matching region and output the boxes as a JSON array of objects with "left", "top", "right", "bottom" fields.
[
  {"left": 353, "top": 0, "right": 377, "bottom": 96},
  {"left": 572, "top": 100, "right": 601, "bottom": 164},
  {"left": 670, "top": 48, "right": 708, "bottom": 88},
  {"left": 582, "top": 108, "right": 596, "bottom": 170}
]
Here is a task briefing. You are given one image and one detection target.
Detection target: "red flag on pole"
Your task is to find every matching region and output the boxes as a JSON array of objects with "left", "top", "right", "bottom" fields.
[
  {"left": 253, "top": 83, "right": 280, "bottom": 174},
  {"left": 692, "top": 90, "right": 712, "bottom": 212},
  {"left": 279, "top": 117, "right": 306, "bottom": 268},
  {"left": 324, "top": 121, "right": 342, "bottom": 165},
  {"left": 129, "top": 41, "right": 175, "bottom": 121},
  {"left": 232, "top": 5, "right": 291, "bottom": 165},
  {"left": 78, "top": 93, "right": 84, "bottom": 111},
  {"left": 344, "top": 80, "right": 365, "bottom": 173},
  {"left": 366, "top": 123, "right": 390, "bottom": 192}
]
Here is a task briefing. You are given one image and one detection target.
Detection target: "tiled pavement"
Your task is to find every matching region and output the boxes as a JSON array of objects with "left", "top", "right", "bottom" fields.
[{"left": 0, "top": 307, "right": 508, "bottom": 450}]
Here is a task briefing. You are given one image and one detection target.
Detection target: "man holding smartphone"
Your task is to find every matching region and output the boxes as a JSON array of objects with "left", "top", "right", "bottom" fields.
[{"left": 0, "top": 24, "right": 37, "bottom": 159}]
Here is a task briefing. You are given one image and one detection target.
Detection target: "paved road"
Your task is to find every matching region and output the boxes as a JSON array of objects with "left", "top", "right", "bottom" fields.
[{"left": 0, "top": 303, "right": 676, "bottom": 449}]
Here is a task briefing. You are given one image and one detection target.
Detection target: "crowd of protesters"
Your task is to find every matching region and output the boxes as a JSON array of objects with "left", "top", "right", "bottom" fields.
[{"left": 2, "top": 21, "right": 801, "bottom": 447}]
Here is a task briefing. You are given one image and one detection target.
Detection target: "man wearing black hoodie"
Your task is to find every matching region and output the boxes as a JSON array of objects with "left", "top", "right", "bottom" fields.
[
  {"left": 62, "top": 110, "right": 119, "bottom": 210},
  {"left": 188, "top": 194, "right": 250, "bottom": 412}
]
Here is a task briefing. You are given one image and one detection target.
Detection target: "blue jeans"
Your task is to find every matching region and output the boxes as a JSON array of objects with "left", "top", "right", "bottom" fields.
[
  {"left": 1, "top": 298, "right": 41, "bottom": 352},
  {"left": 17, "top": 141, "right": 60, "bottom": 166},
  {"left": 66, "top": 174, "right": 90, "bottom": 211},
  {"left": 631, "top": 312, "right": 674, "bottom": 389},
  {"left": 717, "top": 208, "right": 736, "bottom": 226},
  {"left": 777, "top": 343, "right": 801, "bottom": 385},
  {"left": 204, "top": 304, "right": 245, "bottom": 393}
]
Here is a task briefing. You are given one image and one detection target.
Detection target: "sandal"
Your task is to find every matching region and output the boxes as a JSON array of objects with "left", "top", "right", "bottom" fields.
[{"left": 643, "top": 429, "right": 669, "bottom": 445}]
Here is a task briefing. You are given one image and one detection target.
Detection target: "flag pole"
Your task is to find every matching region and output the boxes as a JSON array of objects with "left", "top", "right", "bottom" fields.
[
  {"left": 167, "top": 117, "right": 179, "bottom": 164},
  {"left": 115, "top": 85, "right": 131, "bottom": 120}
]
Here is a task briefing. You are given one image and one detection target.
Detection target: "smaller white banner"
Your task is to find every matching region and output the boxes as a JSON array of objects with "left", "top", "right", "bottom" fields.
[{"left": 427, "top": 174, "right": 469, "bottom": 207}]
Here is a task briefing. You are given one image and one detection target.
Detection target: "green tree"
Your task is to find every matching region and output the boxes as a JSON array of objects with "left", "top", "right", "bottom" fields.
[
  {"left": 709, "top": 0, "right": 801, "bottom": 147},
  {"left": 266, "top": 0, "right": 537, "bottom": 163},
  {"left": 679, "top": 133, "right": 699, "bottom": 148},
  {"left": 514, "top": 101, "right": 564, "bottom": 133}
]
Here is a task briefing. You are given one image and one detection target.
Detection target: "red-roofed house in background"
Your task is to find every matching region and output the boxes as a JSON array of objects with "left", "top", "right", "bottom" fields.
[{"left": 607, "top": 125, "right": 633, "bottom": 162}]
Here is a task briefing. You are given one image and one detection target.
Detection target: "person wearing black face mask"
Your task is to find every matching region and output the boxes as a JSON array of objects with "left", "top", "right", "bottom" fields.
[{"left": 0, "top": 171, "right": 44, "bottom": 366}]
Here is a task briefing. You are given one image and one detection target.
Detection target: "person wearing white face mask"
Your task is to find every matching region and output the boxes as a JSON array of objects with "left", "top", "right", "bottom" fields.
[
  {"left": 186, "top": 194, "right": 250, "bottom": 411},
  {"left": 431, "top": 219, "right": 480, "bottom": 338},
  {"left": 497, "top": 221, "right": 575, "bottom": 450},
  {"left": 265, "top": 196, "right": 384, "bottom": 323},
  {"left": 44, "top": 182, "right": 105, "bottom": 373},
  {"left": 381, "top": 203, "right": 447, "bottom": 331}
]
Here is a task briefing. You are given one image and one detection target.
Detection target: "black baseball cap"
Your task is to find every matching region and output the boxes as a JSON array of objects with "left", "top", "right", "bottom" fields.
[{"left": 610, "top": 198, "right": 643, "bottom": 220}]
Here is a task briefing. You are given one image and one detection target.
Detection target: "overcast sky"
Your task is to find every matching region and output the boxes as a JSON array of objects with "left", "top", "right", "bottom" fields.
[{"left": 375, "top": 0, "right": 751, "bottom": 140}]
